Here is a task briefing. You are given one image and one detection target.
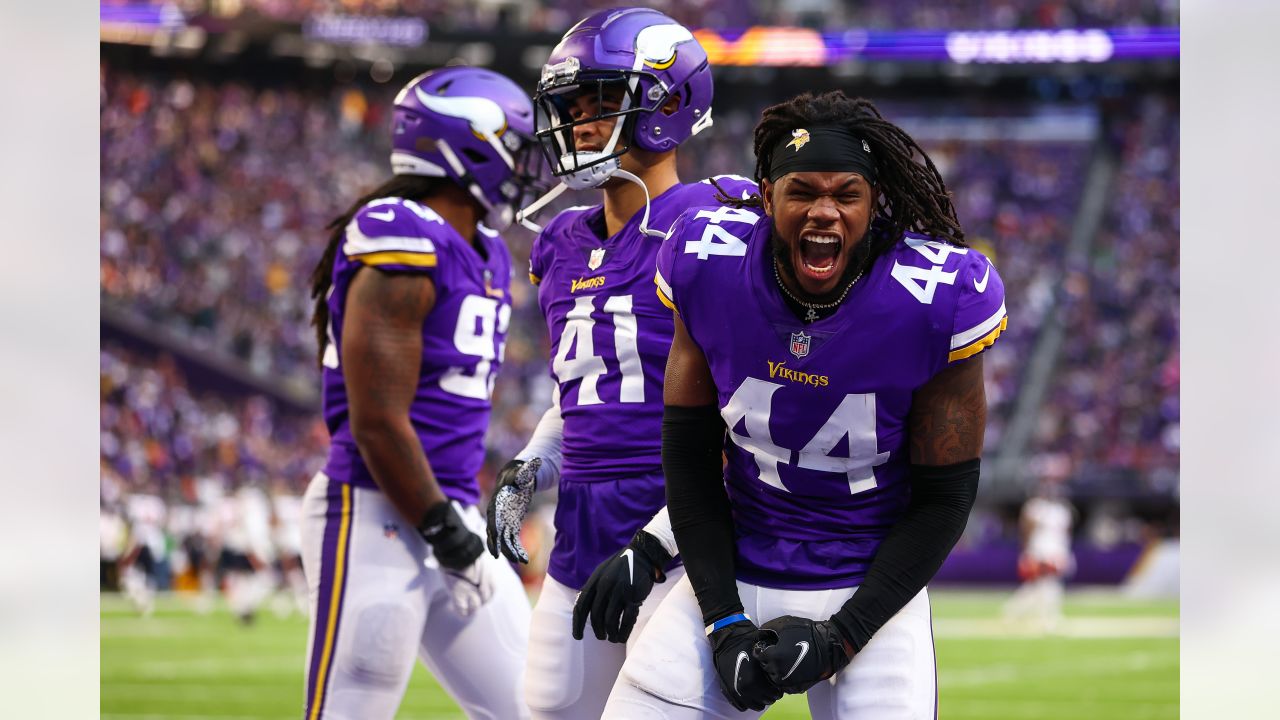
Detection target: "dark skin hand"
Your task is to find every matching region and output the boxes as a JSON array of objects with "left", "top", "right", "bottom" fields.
[
  {"left": 343, "top": 267, "right": 448, "bottom": 524},
  {"left": 907, "top": 354, "right": 987, "bottom": 465}
]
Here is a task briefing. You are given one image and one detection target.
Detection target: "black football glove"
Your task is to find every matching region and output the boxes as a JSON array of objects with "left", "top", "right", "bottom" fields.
[
  {"left": 754, "top": 615, "right": 854, "bottom": 694},
  {"left": 485, "top": 458, "right": 540, "bottom": 563},
  {"left": 418, "top": 500, "right": 483, "bottom": 571},
  {"left": 571, "top": 529, "right": 673, "bottom": 643},
  {"left": 709, "top": 619, "right": 783, "bottom": 712}
]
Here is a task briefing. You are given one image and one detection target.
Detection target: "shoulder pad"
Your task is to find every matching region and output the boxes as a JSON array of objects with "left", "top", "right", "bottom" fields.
[{"left": 344, "top": 198, "right": 448, "bottom": 269}]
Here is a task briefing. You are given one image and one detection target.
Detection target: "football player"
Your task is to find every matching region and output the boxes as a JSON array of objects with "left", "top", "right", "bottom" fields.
[
  {"left": 302, "top": 66, "right": 541, "bottom": 720},
  {"left": 606, "top": 91, "right": 1007, "bottom": 718},
  {"left": 481, "top": 8, "right": 756, "bottom": 719},
  {"left": 1004, "top": 480, "right": 1076, "bottom": 632}
]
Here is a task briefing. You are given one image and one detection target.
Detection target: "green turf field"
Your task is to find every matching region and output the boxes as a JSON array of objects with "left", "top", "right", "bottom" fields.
[{"left": 101, "top": 589, "right": 1177, "bottom": 719}]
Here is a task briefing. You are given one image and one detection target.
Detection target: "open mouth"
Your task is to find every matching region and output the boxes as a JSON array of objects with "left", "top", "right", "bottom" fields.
[{"left": 798, "top": 233, "right": 842, "bottom": 277}]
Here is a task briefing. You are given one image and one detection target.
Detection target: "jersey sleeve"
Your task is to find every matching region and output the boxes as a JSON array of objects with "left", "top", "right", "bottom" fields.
[
  {"left": 948, "top": 251, "right": 1008, "bottom": 363},
  {"left": 697, "top": 174, "right": 762, "bottom": 204},
  {"left": 528, "top": 222, "right": 553, "bottom": 286},
  {"left": 342, "top": 201, "right": 441, "bottom": 276},
  {"left": 654, "top": 209, "right": 693, "bottom": 315}
]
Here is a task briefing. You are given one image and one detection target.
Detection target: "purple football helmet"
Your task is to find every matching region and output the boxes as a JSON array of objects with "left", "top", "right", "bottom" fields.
[
  {"left": 390, "top": 66, "right": 542, "bottom": 230},
  {"left": 534, "top": 7, "right": 714, "bottom": 190}
]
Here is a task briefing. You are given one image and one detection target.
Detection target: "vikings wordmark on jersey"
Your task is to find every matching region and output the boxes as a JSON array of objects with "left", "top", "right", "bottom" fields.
[
  {"left": 528, "top": 176, "right": 756, "bottom": 588},
  {"left": 655, "top": 203, "right": 1007, "bottom": 590},
  {"left": 320, "top": 196, "right": 513, "bottom": 506}
]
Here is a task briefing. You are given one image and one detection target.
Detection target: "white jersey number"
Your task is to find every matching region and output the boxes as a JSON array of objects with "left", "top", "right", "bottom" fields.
[
  {"left": 553, "top": 294, "right": 644, "bottom": 406},
  {"left": 722, "top": 377, "right": 890, "bottom": 495},
  {"left": 890, "top": 238, "right": 969, "bottom": 305},
  {"left": 440, "top": 295, "right": 510, "bottom": 400},
  {"left": 682, "top": 206, "right": 759, "bottom": 260}
]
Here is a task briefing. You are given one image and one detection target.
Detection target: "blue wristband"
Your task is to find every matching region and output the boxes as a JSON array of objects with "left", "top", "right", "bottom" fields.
[{"left": 704, "top": 612, "right": 751, "bottom": 636}]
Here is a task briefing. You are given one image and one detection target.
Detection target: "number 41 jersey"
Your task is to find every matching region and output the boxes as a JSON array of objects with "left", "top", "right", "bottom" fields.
[
  {"left": 528, "top": 177, "right": 758, "bottom": 483},
  {"left": 321, "top": 197, "right": 512, "bottom": 507},
  {"left": 656, "top": 205, "right": 1007, "bottom": 590}
]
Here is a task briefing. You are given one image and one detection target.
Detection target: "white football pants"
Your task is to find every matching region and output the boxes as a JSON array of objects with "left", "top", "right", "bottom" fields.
[
  {"left": 525, "top": 567, "right": 685, "bottom": 720},
  {"left": 300, "top": 472, "right": 531, "bottom": 720},
  {"left": 604, "top": 575, "right": 936, "bottom": 719}
]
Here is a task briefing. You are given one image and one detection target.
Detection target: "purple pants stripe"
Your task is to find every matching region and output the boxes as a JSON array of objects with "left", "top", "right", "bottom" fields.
[{"left": 305, "top": 479, "right": 354, "bottom": 720}]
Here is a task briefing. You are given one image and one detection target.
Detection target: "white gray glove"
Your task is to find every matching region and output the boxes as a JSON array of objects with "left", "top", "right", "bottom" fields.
[{"left": 485, "top": 458, "right": 541, "bottom": 564}]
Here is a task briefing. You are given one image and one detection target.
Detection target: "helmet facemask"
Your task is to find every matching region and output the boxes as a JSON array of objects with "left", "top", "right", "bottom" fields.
[{"left": 534, "top": 69, "right": 664, "bottom": 190}]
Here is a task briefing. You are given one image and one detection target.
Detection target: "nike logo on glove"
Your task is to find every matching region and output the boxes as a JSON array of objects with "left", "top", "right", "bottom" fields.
[
  {"left": 781, "top": 641, "right": 809, "bottom": 680},
  {"left": 734, "top": 651, "right": 749, "bottom": 694},
  {"left": 368, "top": 209, "right": 396, "bottom": 222},
  {"left": 974, "top": 265, "right": 991, "bottom": 293},
  {"left": 621, "top": 548, "right": 635, "bottom": 585}
]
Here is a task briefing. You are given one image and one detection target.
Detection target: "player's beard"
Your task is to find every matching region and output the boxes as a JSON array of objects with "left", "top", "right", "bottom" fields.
[{"left": 770, "top": 218, "right": 870, "bottom": 305}]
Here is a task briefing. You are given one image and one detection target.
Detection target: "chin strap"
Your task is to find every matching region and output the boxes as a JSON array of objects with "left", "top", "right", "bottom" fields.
[
  {"left": 516, "top": 182, "right": 569, "bottom": 233},
  {"left": 515, "top": 167, "right": 670, "bottom": 239},
  {"left": 612, "top": 168, "right": 668, "bottom": 239}
]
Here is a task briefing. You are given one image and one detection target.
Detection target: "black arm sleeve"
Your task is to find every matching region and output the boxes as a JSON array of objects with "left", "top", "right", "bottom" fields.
[
  {"left": 830, "top": 459, "right": 980, "bottom": 652},
  {"left": 662, "top": 404, "right": 742, "bottom": 626}
]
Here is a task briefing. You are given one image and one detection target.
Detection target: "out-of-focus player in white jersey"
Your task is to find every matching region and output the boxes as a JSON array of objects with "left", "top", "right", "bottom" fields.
[
  {"left": 120, "top": 491, "right": 168, "bottom": 616},
  {"left": 271, "top": 482, "right": 308, "bottom": 616},
  {"left": 1005, "top": 481, "right": 1076, "bottom": 631},
  {"left": 215, "top": 478, "right": 277, "bottom": 625}
]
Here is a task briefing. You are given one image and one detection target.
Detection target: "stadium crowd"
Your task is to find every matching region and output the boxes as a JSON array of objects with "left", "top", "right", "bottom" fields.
[{"left": 1030, "top": 94, "right": 1179, "bottom": 495}]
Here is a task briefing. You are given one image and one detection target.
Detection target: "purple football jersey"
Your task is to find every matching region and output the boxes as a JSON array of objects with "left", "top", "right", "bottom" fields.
[
  {"left": 656, "top": 205, "right": 1007, "bottom": 590},
  {"left": 530, "top": 176, "right": 758, "bottom": 589},
  {"left": 321, "top": 197, "right": 513, "bottom": 507}
]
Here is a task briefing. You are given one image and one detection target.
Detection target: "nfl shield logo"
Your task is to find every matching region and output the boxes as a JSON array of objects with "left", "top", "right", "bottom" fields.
[
  {"left": 790, "top": 331, "right": 811, "bottom": 358},
  {"left": 588, "top": 247, "right": 606, "bottom": 271}
]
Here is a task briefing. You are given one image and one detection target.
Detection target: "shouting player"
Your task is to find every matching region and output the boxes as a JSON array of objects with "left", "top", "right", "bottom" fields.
[
  {"left": 606, "top": 91, "right": 1007, "bottom": 718},
  {"left": 302, "top": 67, "right": 540, "bottom": 720},
  {"left": 482, "top": 8, "right": 755, "bottom": 719}
]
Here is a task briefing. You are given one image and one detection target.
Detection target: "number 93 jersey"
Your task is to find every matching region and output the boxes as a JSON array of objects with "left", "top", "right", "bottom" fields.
[
  {"left": 321, "top": 197, "right": 513, "bottom": 506},
  {"left": 655, "top": 204, "right": 1007, "bottom": 590},
  {"left": 528, "top": 177, "right": 758, "bottom": 484}
]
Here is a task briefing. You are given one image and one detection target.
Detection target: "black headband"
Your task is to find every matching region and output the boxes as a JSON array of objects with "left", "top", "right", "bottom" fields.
[{"left": 767, "top": 126, "right": 877, "bottom": 185}]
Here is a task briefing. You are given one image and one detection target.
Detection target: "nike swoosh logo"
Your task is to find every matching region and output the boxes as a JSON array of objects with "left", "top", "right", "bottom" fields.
[
  {"left": 974, "top": 265, "right": 991, "bottom": 293},
  {"left": 621, "top": 548, "right": 635, "bottom": 585},
  {"left": 781, "top": 641, "right": 809, "bottom": 680},
  {"left": 733, "top": 651, "right": 749, "bottom": 694},
  {"left": 368, "top": 209, "right": 396, "bottom": 222}
]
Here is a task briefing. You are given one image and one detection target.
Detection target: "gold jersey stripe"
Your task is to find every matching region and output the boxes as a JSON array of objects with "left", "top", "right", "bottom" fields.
[
  {"left": 948, "top": 315, "right": 1008, "bottom": 362},
  {"left": 529, "top": 272, "right": 541, "bottom": 286},
  {"left": 352, "top": 251, "right": 438, "bottom": 268},
  {"left": 655, "top": 282, "right": 677, "bottom": 312}
]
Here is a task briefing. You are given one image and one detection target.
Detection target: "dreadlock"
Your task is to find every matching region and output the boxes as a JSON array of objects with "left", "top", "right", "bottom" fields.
[
  {"left": 711, "top": 91, "right": 965, "bottom": 260},
  {"left": 309, "top": 174, "right": 448, "bottom": 366}
]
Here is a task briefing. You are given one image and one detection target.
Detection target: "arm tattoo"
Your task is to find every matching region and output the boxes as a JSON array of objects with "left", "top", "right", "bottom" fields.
[
  {"left": 346, "top": 269, "right": 435, "bottom": 414},
  {"left": 908, "top": 355, "right": 987, "bottom": 465}
]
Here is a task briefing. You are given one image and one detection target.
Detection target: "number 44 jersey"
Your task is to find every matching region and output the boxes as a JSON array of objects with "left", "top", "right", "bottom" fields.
[
  {"left": 321, "top": 197, "right": 512, "bottom": 506},
  {"left": 655, "top": 204, "right": 1008, "bottom": 590}
]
